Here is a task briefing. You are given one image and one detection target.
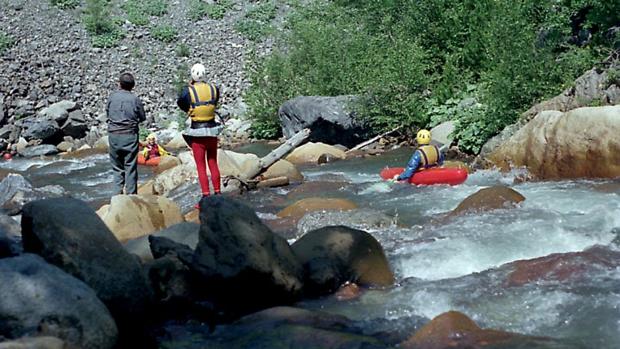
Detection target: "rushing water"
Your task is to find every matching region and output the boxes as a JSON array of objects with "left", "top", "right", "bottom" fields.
[{"left": 2, "top": 148, "right": 619, "bottom": 348}]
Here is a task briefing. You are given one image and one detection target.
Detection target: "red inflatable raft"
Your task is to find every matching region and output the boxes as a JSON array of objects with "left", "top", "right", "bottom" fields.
[
  {"left": 380, "top": 167, "right": 468, "bottom": 185},
  {"left": 137, "top": 154, "right": 161, "bottom": 166}
]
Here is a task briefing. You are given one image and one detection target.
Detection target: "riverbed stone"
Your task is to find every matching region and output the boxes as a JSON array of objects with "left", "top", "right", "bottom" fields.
[
  {"left": 450, "top": 186, "right": 525, "bottom": 216},
  {"left": 17, "top": 144, "right": 59, "bottom": 157},
  {"left": 261, "top": 159, "right": 304, "bottom": 182},
  {"left": 191, "top": 196, "right": 304, "bottom": 314},
  {"left": 400, "top": 311, "right": 554, "bottom": 349},
  {"left": 286, "top": 142, "right": 347, "bottom": 164},
  {"left": 0, "top": 174, "right": 66, "bottom": 215},
  {"left": 487, "top": 106, "right": 620, "bottom": 179},
  {"left": 296, "top": 209, "right": 396, "bottom": 236},
  {"left": 154, "top": 155, "right": 181, "bottom": 174},
  {"left": 277, "top": 197, "right": 358, "bottom": 222},
  {"left": 292, "top": 225, "right": 394, "bottom": 296},
  {"left": 96, "top": 194, "right": 184, "bottom": 242},
  {"left": 0, "top": 254, "right": 118, "bottom": 349},
  {"left": 506, "top": 245, "right": 620, "bottom": 287},
  {"left": 123, "top": 222, "right": 199, "bottom": 262},
  {"left": 0, "top": 336, "right": 67, "bottom": 349},
  {"left": 21, "top": 198, "right": 153, "bottom": 342}
]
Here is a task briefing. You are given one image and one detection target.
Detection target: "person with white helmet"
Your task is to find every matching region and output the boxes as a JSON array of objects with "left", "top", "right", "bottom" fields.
[
  {"left": 177, "top": 63, "right": 223, "bottom": 208},
  {"left": 393, "top": 129, "right": 445, "bottom": 181}
]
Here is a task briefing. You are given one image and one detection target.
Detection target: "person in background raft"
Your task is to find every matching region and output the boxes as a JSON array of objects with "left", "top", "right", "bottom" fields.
[
  {"left": 139, "top": 133, "right": 169, "bottom": 164},
  {"left": 393, "top": 129, "right": 445, "bottom": 181},
  {"left": 176, "top": 63, "right": 223, "bottom": 208},
  {"left": 107, "top": 72, "right": 146, "bottom": 195}
]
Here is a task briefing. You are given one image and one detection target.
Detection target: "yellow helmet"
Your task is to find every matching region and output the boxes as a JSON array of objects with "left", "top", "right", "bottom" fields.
[
  {"left": 146, "top": 133, "right": 157, "bottom": 141},
  {"left": 416, "top": 129, "right": 431, "bottom": 145}
]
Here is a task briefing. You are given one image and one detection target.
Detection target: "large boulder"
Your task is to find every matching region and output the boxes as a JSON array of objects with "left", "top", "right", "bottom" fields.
[
  {"left": 38, "top": 100, "right": 77, "bottom": 125},
  {"left": 0, "top": 336, "right": 67, "bottom": 349},
  {"left": 218, "top": 149, "right": 261, "bottom": 180},
  {"left": 60, "top": 110, "right": 88, "bottom": 139},
  {"left": 487, "top": 106, "right": 620, "bottom": 179},
  {"left": 191, "top": 196, "right": 304, "bottom": 314},
  {"left": 154, "top": 155, "right": 182, "bottom": 174},
  {"left": 292, "top": 226, "right": 394, "bottom": 296},
  {"left": 450, "top": 186, "right": 525, "bottom": 216},
  {"left": 18, "top": 118, "right": 62, "bottom": 144},
  {"left": 21, "top": 198, "right": 153, "bottom": 341},
  {"left": 261, "top": 159, "right": 304, "bottom": 182},
  {"left": 279, "top": 95, "right": 367, "bottom": 148},
  {"left": 123, "top": 222, "right": 200, "bottom": 262},
  {"left": 277, "top": 197, "right": 358, "bottom": 222},
  {"left": 0, "top": 220, "right": 21, "bottom": 257},
  {"left": 0, "top": 254, "right": 118, "bottom": 349},
  {"left": 96, "top": 194, "right": 184, "bottom": 242},
  {"left": 285, "top": 142, "right": 347, "bottom": 165},
  {"left": 0, "top": 174, "right": 66, "bottom": 215},
  {"left": 296, "top": 209, "right": 396, "bottom": 236},
  {"left": 17, "top": 144, "right": 59, "bottom": 157}
]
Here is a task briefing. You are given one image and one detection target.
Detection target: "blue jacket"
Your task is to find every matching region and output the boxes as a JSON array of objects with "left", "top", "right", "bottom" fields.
[{"left": 397, "top": 146, "right": 445, "bottom": 181}]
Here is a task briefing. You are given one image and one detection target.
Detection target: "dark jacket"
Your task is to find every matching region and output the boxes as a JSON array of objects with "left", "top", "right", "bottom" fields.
[{"left": 106, "top": 90, "right": 146, "bottom": 134}]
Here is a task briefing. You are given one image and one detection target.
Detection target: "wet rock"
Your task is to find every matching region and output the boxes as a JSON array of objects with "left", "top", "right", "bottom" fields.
[
  {"left": 156, "top": 306, "right": 384, "bottom": 349},
  {"left": 123, "top": 222, "right": 199, "bottom": 262},
  {"left": 0, "top": 212, "right": 20, "bottom": 236},
  {"left": 21, "top": 198, "right": 153, "bottom": 342},
  {"left": 450, "top": 186, "right": 525, "bottom": 216},
  {"left": 93, "top": 136, "right": 108, "bottom": 151},
  {"left": 286, "top": 142, "right": 346, "bottom": 164},
  {"left": 0, "top": 336, "right": 67, "bottom": 349},
  {"left": 334, "top": 282, "right": 362, "bottom": 301},
  {"left": 17, "top": 144, "right": 59, "bottom": 157},
  {"left": 277, "top": 197, "right": 358, "bottom": 222},
  {"left": 292, "top": 226, "right": 394, "bottom": 296},
  {"left": 506, "top": 245, "right": 620, "bottom": 287},
  {"left": 96, "top": 194, "right": 184, "bottom": 242},
  {"left": 218, "top": 149, "right": 261, "bottom": 180},
  {"left": 279, "top": 96, "right": 367, "bottom": 148},
  {"left": 191, "top": 196, "right": 304, "bottom": 314},
  {"left": 0, "top": 254, "right": 118, "bottom": 349},
  {"left": 0, "top": 174, "right": 66, "bottom": 215},
  {"left": 38, "top": 101, "right": 76, "bottom": 125},
  {"left": 154, "top": 155, "right": 181, "bottom": 174},
  {"left": 261, "top": 159, "right": 304, "bottom": 182},
  {"left": 56, "top": 141, "right": 74, "bottom": 153},
  {"left": 0, "top": 215, "right": 21, "bottom": 257},
  {"left": 60, "top": 110, "right": 88, "bottom": 139},
  {"left": 487, "top": 106, "right": 620, "bottom": 179},
  {"left": 297, "top": 208, "right": 396, "bottom": 236}
]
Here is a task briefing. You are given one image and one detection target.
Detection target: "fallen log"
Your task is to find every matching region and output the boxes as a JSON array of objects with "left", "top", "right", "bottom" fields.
[
  {"left": 248, "top": 128, "right": 311, "bottom": 179},
  {"left": 346, "top": 126, "right": 401, "bottom": 153}
]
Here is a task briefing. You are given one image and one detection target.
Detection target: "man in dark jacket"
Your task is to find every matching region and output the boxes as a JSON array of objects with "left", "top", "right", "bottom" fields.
[{"left": 106, "top": 72, "right": 145, "bottom": 195}]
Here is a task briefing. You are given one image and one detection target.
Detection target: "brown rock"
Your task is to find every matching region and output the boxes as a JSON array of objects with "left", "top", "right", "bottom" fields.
[
  {"left": 334, "top": 282, "right": 361, "bottom": 301},
  {"left": 137, "top": 180, "right": 155, "bottom": 195},
  {"left": 488, "top": 106, "right": 620, "bottom": 179},
  {"left": 506, "top": 246, "right": 620, "bottom": 287},
  {"left": 257, "top": 176, "right": 289, "bottom": 188},
  {"left": 442, "top": 160, "right": 471, "bottom": 173},
  {"left": 401, "top": 311, "right": 522, "bottom": 349},
  {"left": 277, "top": 197, "right": 357, "bottom": 222},
  {"left": 184, "top": 209, "right": 200, "bottom": 223},
  {"left": 97, "top": 194, "right": 184, "bottom": 242},
  {"left": 286, "top": 142, "right": 346, "bottom": 164},
  {"left": 154, "top": 155, "right": 181, "bottom": 174},
  {"left": 450, "top": 186, "right": 525, "bottom": 216},
  {"left": 262, "top": 159, "right": 304, "bottom": 182}
]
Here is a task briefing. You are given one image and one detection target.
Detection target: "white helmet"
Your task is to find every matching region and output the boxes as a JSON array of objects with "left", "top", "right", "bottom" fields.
[{"left": 191, "top": 63, "right": 206, "bottom": 82}]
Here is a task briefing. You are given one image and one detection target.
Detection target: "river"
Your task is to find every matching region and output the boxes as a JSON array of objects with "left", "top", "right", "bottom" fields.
[{"left": 2, "top": 147, "right": 619, "bottom": 348}]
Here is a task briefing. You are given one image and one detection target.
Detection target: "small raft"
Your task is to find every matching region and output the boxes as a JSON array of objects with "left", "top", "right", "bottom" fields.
[
  {"left": 137, "top": 154, "right": 161, "bottom": 166},
  {"left": 380, "top": 167, "right": 468, "bottom": 185}
]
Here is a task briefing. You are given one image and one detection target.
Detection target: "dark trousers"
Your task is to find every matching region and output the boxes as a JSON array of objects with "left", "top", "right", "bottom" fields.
[{"left": 108, "top": 133, "right": 139, "bottom": 195}]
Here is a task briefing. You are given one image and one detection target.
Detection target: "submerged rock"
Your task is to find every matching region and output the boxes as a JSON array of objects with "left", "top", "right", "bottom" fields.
[
  {"left": 0, "top": 173, "right": 66, "bottom": 215},
  {"left": 285, "top": 142, "right": 347, "bottom": 164},
  {"left": 0, "top": 254, "right": 118, "bottom": 349},
  {"left": 277, "top": 197, "right": 358, "bottom": 222},
  {"left": 292, "top": 225, "right": 394, "bottom": 296},
  {"left": 450, "top": 186, "right": 525, "bottom": 216}
]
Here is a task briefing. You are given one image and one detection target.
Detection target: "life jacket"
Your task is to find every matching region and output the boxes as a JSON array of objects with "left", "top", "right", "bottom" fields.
[
  {"left": 188, "top": 82, "right": 218, "bottom": 122},
  {"left": 417, "top": 145, "right": 440, "bottom": 170},
  {"left": 141, "top": 144, "right": 169, "bottom": 159}
]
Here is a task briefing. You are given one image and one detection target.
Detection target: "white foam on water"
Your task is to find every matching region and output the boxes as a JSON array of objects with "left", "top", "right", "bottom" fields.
[{"left": 256, "top": 212, "right": 278, "bottom": 220}]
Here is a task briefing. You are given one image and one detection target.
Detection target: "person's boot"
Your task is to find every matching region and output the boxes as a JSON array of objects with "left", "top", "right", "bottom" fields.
[{"left": 194, "top": 194, "right": 209, "bottom": 209}]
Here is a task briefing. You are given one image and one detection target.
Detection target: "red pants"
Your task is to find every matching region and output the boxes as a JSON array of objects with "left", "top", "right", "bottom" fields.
[{"left": 190, "top": 137, "right": 221, "bottom": 195}]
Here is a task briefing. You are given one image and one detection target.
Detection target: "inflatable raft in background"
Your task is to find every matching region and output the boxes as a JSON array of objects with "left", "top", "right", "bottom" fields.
[
  {"left": 137, "top": 154, "right": 161, "bottom": 166},
  {"left": 380, "top": 167, "right": 468, "bottom": 185}
]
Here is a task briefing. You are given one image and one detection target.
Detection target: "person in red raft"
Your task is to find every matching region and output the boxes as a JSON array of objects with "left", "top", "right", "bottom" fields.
[
  {"left": 138, "top": 133, "right": 169, "bottom": 165},
  {"left": 392, "top": 129, "right": 445, "bottom": 181},
  {"left": 176, "top": 63, "right": 224, "bottom": 208}
]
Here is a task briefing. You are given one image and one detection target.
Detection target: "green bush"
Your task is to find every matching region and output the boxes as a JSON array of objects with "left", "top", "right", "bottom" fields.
[
  {"left": 0, "top": 32, "right": 13, "bottom": 54},
  {"left": 175, "top": 43, "right": 190, "bottom": 57},
  {"left": 151, "top": 24, "right": 178, "bottom": 43},
  {"left": 245, "top": 0, "right": 615, "bottom": 149},
  {"left": 174, "top": 63, "right": 189, "bottom": 95},
  {"left": 235, "top": 0, "right": 277, "bottom": 41},
  {"left": 83, "top": 0, "right": 123, "bottom": 48},
  {"left": 188, "top": 0, "right": 233, "bottom": 21},
  {"left": 123, "top": 0, "right": 168, "bottom": 26},
  {"left": 50, "top": 0, "right": 80, "bottom": 9}
]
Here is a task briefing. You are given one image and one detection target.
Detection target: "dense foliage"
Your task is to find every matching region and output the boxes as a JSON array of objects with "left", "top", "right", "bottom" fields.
[{"left": 245, "top": 0, "right": 619, "bottom": 152}]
